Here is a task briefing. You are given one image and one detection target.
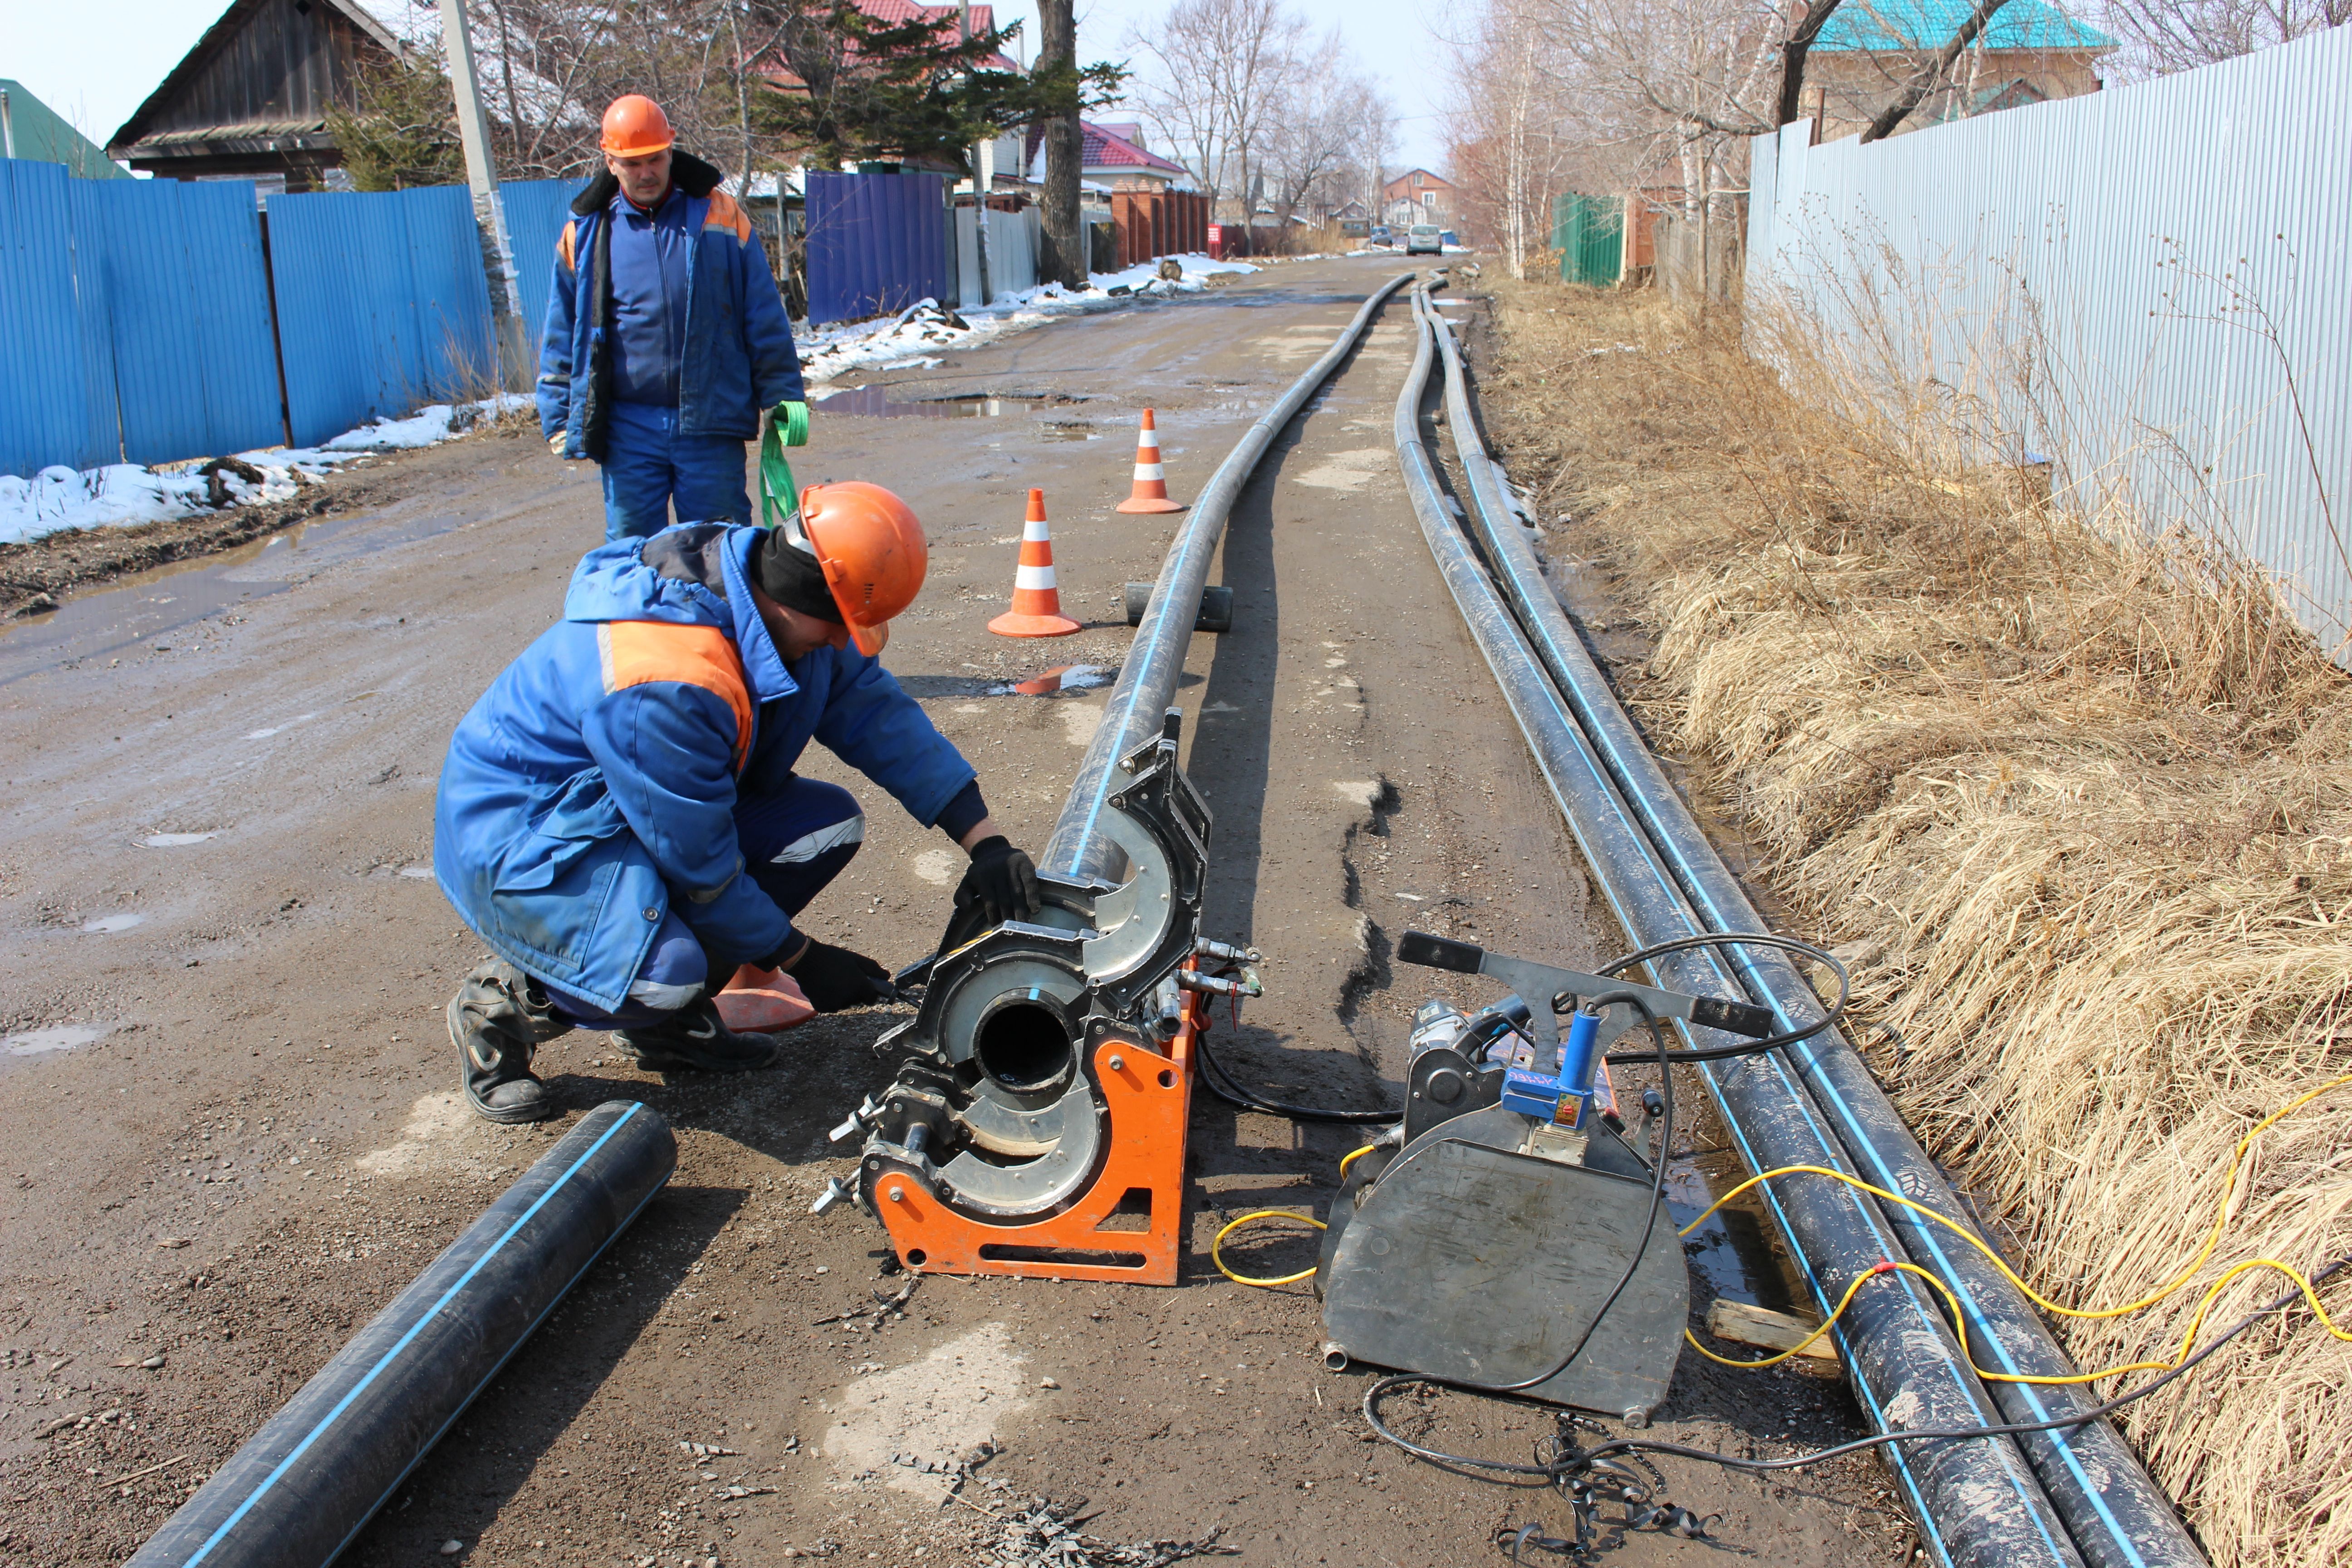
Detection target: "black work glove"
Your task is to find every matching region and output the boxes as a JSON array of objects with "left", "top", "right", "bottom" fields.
[
  {"left": 777, "top": 939, "right": 896, "bottom": 1013},
  {"left": 955, "top": 836, "right": 1041, "bottom": 925}
]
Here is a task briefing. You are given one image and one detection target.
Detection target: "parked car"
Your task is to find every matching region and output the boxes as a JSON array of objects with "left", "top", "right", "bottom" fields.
[
  {"left": 1367, "top": 226, "right": 1395, "bottom": 248},
  {"left": 1405, "top": 224, "right": 1442, "bottom": 255}
]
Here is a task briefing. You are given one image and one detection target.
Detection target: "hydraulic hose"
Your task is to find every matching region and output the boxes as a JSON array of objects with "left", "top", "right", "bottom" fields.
[
  {"left": 127, "top": 1101, "right": 676, "bottom": 1568},
  {"left": 1394, "top": 288, "right": 2081, "bottom": 1568},
  {"left": 1425, "top": 307, "right": 2205, "bottom": 1568},
  {"left": 1041, "top": 271, "right": 1417, "bottom": 888}
]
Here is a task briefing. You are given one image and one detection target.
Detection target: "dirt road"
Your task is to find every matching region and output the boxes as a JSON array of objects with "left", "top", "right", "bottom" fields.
[{"left": 0, "top": 258, "right": 1904, "bottom": 1566}]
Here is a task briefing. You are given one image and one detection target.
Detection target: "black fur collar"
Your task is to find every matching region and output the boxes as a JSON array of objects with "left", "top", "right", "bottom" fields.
[{"left": 570, "top": 150, "right": 726, "bottom": 216}]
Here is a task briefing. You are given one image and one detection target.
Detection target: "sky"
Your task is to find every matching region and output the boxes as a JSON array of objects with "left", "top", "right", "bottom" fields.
[{"left": 2, "top": 0, "right": 1451, "bottom": 173}]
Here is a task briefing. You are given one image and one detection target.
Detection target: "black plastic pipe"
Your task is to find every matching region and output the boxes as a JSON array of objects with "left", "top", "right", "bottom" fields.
[
  {"left": 1042, "top": 271, "right": 1416, "bottom": 887},
  {"left": 128, "top": 1100, "right": 676, "bottom": 1568},
  {"left": 1395, "top": 288, "right": 2082, "bottom": 1568},
  {"left": 1425, "top": 307, "right": 2205, "bottom": 1568}
]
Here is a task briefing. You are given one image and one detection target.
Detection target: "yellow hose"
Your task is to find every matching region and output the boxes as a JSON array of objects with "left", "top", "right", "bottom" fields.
[
  {"left": 1684, "top": 1071, "right": 2352, "bottom": 1381},
  {"left": 1212, "top": 1210, "right": 1328, "bottom": 1287}
]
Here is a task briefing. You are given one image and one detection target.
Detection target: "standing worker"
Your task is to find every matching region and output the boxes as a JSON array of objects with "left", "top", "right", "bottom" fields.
[
  {"left": 540, "top": 94, "right": 812, "bottom": 542},
  {"left": 432, "top": 485, "right": 1044, "bottom": 1124}
]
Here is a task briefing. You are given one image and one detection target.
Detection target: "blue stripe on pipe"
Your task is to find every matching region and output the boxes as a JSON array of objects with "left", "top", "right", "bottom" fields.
[
  {"left": 178, "top": 1102, "right": 646, "bottom": 1568},
  {"left": 1396, "top": 293, "right": 2071, "bottom": 1567},
  {"left": 323, "top": 1142, "right": 671, "bottom": 1568},
  {"left": 1420, "top": 299, "right": 2114, "bottom": 1566}
]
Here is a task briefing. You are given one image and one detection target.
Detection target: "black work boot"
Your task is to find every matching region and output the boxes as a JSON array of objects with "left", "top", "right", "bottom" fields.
[
  {"left": 448, "top": 960, "right": 571, "bottom": 1124},
  {"left": 614, "top": 995, "right": 782, "bottom": 1074}
]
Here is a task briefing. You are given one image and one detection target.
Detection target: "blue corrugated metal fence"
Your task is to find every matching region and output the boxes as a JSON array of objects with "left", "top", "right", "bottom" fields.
[
  {"left": 498, "top": 176, "right": 581, "bottom": 362},
  {"left": 804, "top": 171, "right": 950, "bottom": 325},
  {"left": 267, "top": 183, "right": 497, "bottom": 448},
  {"left": 71, "top": 177, "right": 285, "bottom": 465},
  {"left": 1, "top": 165, "right": 853, "bottom": 480},
  {"left": 0, "top": 159, "right": 109, "bottom": 475}
]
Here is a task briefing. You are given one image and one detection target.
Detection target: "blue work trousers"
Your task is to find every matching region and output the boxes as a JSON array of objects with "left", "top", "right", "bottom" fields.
[
  {"left": 544, "top": 776, "right": 865, "bottom": 1027},
  {"left": 600, "top": 400, "right": 752, "bottom": 543}
]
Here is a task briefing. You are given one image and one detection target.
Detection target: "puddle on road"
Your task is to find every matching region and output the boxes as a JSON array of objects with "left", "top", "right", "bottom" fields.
[
  {"left": 0, "top": 501, "right": 471, "bottom": 686},
  {"left": 1669, "top": 1133, "right": 1801, "bottom": 1315},
  {"left": 813, "top": 387, "right": 1089, "bottom": 418},
  {"left": 140, "top": 832, "right": 217, "bottom": 847},
  {"left": 5, "top": 1024, "right": 110, "bottom": 1058},
  {"left": 80, "top": 913, "right": 145, "bottom": 934}
]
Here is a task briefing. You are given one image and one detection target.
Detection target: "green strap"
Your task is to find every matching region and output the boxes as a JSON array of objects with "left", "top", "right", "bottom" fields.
[{"left": 759, "top": 414, "right": 800, "bottom": 528}]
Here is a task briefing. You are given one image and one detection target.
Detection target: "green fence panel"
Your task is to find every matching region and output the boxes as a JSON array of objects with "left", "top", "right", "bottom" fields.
[{"left": 1551, "top": 194, "right": 1622, "bottom": 287}]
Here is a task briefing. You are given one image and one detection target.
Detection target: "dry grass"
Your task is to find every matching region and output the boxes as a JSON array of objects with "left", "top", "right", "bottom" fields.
[{"left": 1477, "top": 277, "right": 2352, "bottom": 1568}]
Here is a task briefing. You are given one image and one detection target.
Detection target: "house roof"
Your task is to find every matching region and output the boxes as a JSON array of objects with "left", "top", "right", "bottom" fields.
[
  {"left": 1382, "top": 167, "right": 1454, "bottom": 196},
  {"left": 1814, "top": 0, "right": 2114, "bottom": 54},
  {"left": 760, "top": 0, "right": 1019, "bottom": 83},
  {"left": 1024, "top": 119, "right": 1189, "bottom": 179},
  {"left": 0, "top": 79, "right": 132, "bottom": 177},
  {"left": 111, "top": 0, "right": 402, "bottom": 151}
]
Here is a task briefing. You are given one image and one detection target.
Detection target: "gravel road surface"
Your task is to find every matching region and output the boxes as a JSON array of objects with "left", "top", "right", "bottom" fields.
[{"left": 0, "top": 257, "right": 1904, "bottom": 1566}]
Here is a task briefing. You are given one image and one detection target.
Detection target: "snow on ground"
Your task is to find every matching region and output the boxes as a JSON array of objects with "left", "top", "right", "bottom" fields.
[
  {"left": 797, "top": 252, "right": 1257, "bottom": 387},
  {"left": 0, "top": 395, "right": 531, "bottom": 547}
]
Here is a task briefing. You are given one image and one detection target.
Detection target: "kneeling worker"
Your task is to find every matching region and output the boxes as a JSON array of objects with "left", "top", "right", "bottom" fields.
[{"left": 432, "top": 483, "right": 1042, "bottom": 1123}]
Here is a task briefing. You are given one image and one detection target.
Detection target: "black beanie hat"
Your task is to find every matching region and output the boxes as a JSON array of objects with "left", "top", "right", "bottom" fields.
[{"left": 755, "top": 521, "right": 843, "bottom": 624}]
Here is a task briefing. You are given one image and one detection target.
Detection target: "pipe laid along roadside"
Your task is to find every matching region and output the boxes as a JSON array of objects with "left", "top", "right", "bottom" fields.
[
  {"left": 1422, "top": 293, "right": 2204, "bottom": 1568},
  {"left": 1393, "top": 282, "right": 2206, "bottom": 1568}
]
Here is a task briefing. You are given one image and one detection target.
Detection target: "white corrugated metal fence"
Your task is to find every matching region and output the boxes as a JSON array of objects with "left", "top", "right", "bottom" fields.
[{"left": 1747, "top": 26, "right": 2352, "bottom": 661}]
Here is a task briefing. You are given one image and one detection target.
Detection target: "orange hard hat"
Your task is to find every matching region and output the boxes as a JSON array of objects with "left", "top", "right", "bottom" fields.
[
  {"left": 796, "top": 481, "right": 928, "bottom": 656},
  {"left": 601, "top": 94, "right": 674, "bottom": 158}
]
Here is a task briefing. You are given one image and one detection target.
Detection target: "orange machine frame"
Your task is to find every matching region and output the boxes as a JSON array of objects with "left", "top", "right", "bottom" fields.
[{"left": 871, "top": 997, "right": 1205, "bottom": 1286}]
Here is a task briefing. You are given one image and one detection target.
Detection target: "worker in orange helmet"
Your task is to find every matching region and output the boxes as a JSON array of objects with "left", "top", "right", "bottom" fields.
[
  {"left": 432, "top": 486, "right": 1042, "bottom": 1124},
  {"left": 539, "top": 94, "right": 812, "bottom": 542}
]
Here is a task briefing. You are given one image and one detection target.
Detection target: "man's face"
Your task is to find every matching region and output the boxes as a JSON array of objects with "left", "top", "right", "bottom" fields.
[
  {"left": 607, "top": 148, "right": 672, "bottom": 209},
  {"left": 754, "top": 588, "right": 854, "bottom": 662}
]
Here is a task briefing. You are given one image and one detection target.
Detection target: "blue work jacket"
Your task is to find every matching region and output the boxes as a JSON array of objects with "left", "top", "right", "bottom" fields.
[
  {"left": 433, "top": 524, "right": 975, "bottom": 1012},
  {"left": 537, "top": 165, "right": 804, "bottom": 460}
]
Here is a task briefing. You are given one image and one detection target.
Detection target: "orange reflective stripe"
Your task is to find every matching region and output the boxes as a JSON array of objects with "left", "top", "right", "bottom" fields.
[
  {"left": 703, "top": 191, "right": 752, "bottom": 243},
  {"left": 558, "top": 219, "right": 577, "bottom": 271},
  {"left": 596, "top": 621, "right": 754, "bottom": 773}
]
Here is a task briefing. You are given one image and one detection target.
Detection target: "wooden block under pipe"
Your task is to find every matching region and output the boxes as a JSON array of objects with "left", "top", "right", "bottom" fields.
[{"left": 1704, "top": 1299, "right": 1844, "bottom": 1375}]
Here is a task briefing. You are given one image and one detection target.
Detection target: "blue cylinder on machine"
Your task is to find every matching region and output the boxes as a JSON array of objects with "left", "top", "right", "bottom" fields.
[{"left": 1556, "top": 1006, "right": 1602, "bottom": 1127}]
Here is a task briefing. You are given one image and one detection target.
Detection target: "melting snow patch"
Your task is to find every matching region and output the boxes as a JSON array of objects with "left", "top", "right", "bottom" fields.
[
  {"left": 797, "top": 255, "right": 1256, "bottom": 386},
  {"left": 141, "top": 833, "right": 218, "bottom": 848},
  {"left": 1, "top": 396, "right": 528, "bottom": 545},
  {"left": 5, "top": 1024, "right": 109, "bottom": 1057},
  {"left": 80, "top": 913, "right": 144, "bottom": 934}
]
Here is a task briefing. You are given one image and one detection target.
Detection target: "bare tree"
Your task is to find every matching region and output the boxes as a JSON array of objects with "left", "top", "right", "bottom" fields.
[
  {"left": 1035, "top": 0, "right": 1085, "bottom": 286},
  {"left": 1260, "top": 29, "right": 1386, "bottom": 230},
  {"left": 2100, "top": 0, "right": 2349, "bottom": 77},
  {"left": 1127, "top": 0, "right": 1307, "bottom": 229}
]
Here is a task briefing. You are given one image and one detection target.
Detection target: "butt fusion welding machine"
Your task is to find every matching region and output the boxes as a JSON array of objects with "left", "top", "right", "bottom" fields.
[
  {"left": 1319, "top": 932, "right": 1777, "bottom": 1424},
  {"left": 811, "top": 710, "right": 1250, "bottom": 1284},
  {"left": 812, "top": 710, "right": 1781, "bottom": 1420}
]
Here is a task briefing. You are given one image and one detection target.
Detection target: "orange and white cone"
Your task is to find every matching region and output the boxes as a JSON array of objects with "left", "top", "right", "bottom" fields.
[
  {"left": 988, "top": 488, "right": 1083, "bottom": 637},
  {"left": 1115, "top": 408, "right": 1185, "bottom": 514}
]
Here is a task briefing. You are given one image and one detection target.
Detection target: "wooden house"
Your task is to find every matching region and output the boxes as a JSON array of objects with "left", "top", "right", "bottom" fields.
[{"left": 108, "top": 0, "right": 403, "bottom": 193}]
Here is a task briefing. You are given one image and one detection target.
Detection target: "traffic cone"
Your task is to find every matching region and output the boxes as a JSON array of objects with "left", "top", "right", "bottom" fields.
[
  {"left": 989, "top": 489, "right": 1083, "bottom": 637},
  {"left": 1115, "top": 408, "right": 1185, "bottom": 514}
]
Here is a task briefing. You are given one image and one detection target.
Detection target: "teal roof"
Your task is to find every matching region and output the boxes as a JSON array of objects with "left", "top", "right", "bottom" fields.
[
  {"left": 1814, "top": 0, "right": 2114, "bottom": 53},
  {"left": 0, "top": 79, "right": 130, "bottom": 177}
]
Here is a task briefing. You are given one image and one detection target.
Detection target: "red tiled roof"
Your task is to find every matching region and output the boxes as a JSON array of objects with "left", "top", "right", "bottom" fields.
[
  {"left": 759, "top": 0, "right": 1017, "bottom": 86},
  {"left": 1083, "top": 122, "right": 1186, "bottom": 175}
]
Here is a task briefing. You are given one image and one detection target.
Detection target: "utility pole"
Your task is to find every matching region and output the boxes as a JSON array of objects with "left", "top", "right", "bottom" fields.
[
  {"left": 437, "top": 0, "right": 530, "bottom": 393},
  {"left": 961, "top": 1, "right": 993, "bottom": 306}
]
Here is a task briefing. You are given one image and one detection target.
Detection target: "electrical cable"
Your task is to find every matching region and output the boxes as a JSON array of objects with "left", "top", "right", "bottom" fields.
[
  {"left": 1337, "top": 1145, "right": 1379, "bottom": 1181},
  {"left": 1363, "top": 1254, "right": 2352, "bottom": 1483},
  {"left": 1191, "top": 1008, "right": 1401, "bottom": 1125},
  {"left": 1590, "top": 932, "right": 1852, "bottom": 1064},
  {"left": 1681, "top": 1066, "right": 2352, "bottom": 1330},
  {"left": 1210, "top": 1209, "right": 1326, "bottom": 1287}
]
